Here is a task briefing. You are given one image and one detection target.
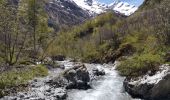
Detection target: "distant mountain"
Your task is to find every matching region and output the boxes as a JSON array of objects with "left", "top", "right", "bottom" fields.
[
  {"left": 109, "top": 1, "right": 138, "bottom": 16},
  {"left": 9, "top": 0, "right": 139, "bottom": 31},
  {"left": 71, "top": 0, "right": 138, "bottom": 16},
  {"left": 71, "top": 0, "right": 108, "bottom": 15}
]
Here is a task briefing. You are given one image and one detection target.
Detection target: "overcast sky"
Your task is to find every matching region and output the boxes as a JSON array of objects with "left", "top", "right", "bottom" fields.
[{"left": 98, "top": 0, "right": 144, "bottom": 6}]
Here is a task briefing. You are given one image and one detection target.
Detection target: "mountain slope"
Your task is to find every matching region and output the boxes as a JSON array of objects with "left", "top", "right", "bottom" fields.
[
  {"left": 46, "top": 0, "right": 139, "bottom": 31},
  {"left": 46, "top": 0, "right": 90, "bottom": 31},
  {"left": 139, "top": 0, "right": 169, "bottom": 10}
]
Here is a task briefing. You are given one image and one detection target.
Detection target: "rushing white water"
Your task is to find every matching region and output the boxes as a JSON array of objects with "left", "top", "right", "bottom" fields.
[{"left": 67, "top": 63, "right": 140, "bottom": 100}]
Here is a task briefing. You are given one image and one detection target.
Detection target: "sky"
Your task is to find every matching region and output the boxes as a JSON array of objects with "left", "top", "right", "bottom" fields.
[{"left": 98, "top": 0, "right": 144, "bottom": 6}]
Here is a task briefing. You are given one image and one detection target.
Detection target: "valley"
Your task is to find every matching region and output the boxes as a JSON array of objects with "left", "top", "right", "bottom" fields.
[{"left": 0, "top": 0, "right": 170, "bottom": 100}]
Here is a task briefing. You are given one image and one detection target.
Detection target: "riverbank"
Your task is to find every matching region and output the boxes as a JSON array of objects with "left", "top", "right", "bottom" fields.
[
  {"left": 123, "top": 64, "right": 170, "bottom": 100},
  {"left": 1, "top": 60, "right": 139, "bottom": 100},
  {"left": 1, "top": 59, "right": 169, "bottom": 100},
  {"left": 0, "top": 64, "right": 48, "bottom": 98}
]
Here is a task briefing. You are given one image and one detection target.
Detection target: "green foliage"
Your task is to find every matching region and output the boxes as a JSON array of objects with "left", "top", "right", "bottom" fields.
[
  {"left": 0, "top": 64, "right": 48, "bottom": 96},
  {"left": 0, "top": 0, "right": 53, "bottom": 65},
  {"left": 47, "top": 12, "right": 122, "bottom": 63},
  {"left": 81, "top": 41, "right": 100, "bottom": 62},
  {"left": 47, "top": 0, "right": 170, "bottom": 77},
  {"left": 117, "top": 53, "right": 163, "bottom": 76}
]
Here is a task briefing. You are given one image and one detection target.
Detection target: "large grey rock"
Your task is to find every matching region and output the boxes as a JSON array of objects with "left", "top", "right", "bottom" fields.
[
  {"left": 124, "top": 64, "right": 170, "bottom": 100},
  {"left": 52, "top": 64, "right": 91, "bottom": 90}
]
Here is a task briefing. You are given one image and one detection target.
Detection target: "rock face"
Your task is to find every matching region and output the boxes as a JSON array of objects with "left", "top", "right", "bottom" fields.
[
  {"left": 46, "top": 0, "right": 90, "bottom": 31},
  {"left": 124, "top": 64, "right": 170, "bottom": 100},
  {"left": 52, "top": 64, "right": 91, "bottom": 90}
]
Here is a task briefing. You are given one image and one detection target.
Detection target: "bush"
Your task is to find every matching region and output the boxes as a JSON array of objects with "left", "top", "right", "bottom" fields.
[
  {"left": 81, "top": 42, "right": 100, "bottom": 63},
  {"left": 117, "top": 53, "right": 163, "bottom": 76}
]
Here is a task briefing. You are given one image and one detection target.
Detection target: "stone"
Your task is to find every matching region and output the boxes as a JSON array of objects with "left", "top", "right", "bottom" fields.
[
  {"left": 52, "top": 63, "right": 91, "bottom": 90},
  {"left": 52, "top": 55, "right": 66, "bottom": 61},
  {"left": 53, "top": 88, "right": 67, "bottom": 99},
  {"left": 19, "top": 93, "right": 25, "bottom": 98},
  {"left": 92, "top": 67, "right": 105, "bottom": 76},
  {"left": 124, "top": 64, "right": 170, "bottom": 100},
  {"left": 60, "top": 65, "right": 65, "bottom": 69}
]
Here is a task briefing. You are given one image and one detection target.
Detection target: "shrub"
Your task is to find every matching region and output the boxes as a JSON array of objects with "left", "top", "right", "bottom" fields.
[{"left": 117, "top": 53, "right": 163, "bottom": 76}]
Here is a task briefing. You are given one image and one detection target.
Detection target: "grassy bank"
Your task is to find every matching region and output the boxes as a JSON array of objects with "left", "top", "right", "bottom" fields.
[{"left": 0, "top": 64, "right": 48, "bottom": 97}]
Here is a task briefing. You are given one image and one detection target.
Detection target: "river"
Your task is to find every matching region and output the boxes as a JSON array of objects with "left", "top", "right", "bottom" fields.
[
  {"left": 67, "top": 63, "right": 140, "bottom": 100},
  {"left": 1, "top": 60, "right": 140, "bottom": 100}
]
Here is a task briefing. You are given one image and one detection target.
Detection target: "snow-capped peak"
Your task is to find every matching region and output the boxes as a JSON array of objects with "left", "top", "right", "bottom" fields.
[
  {"left": 109, "top": 1, "right": 138, "bottom": 16},
  {"left": 72, "top": 0, "right": 138, "bottom": 16},
  {"left": 72, "top": 0, "right": 108, "bottom": 15}
]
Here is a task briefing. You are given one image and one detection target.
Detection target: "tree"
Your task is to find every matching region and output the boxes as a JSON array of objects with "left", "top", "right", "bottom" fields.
[
  {"left": 0, "top": 0, "right": 27, "bottom": 65},
  {"left": 27, "top": 0, "right": 52, "bottom": 60}
]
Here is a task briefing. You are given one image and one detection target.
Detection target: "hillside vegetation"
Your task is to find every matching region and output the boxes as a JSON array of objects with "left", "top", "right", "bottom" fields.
[
  {"left": 48, "top": 0, "right": 170, "bottom": 76},
  {"left": 47, "top": 12, "right": 125, "bottom": 63},
  {"left": 0, "top": 0, "right": 51, "bottom": 96}
]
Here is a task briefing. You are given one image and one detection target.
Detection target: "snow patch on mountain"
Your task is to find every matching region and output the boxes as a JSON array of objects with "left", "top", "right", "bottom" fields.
[
  {"left": 71, "top": 0, "right": 138, "bottom": 16},
  {"left": 72, "top": 0, "right": 107, "bottom": 15},
  {"left": 109, "top": 1, "right": 138, "bottom": 16}
]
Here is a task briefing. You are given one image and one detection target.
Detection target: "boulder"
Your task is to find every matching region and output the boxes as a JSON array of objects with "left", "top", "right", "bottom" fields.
[
  {"left": 52, "top": 63, "right": 91, "bottom": 90},
  {"left": 64, "top": 64, "right": 90, "bottom": 89},
  {"left": 124, "top": 64, "right": 170, "bottom": 100}
]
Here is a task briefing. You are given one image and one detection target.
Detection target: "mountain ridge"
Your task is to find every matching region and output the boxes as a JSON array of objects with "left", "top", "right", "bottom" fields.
[{"left": 71, "top": 0, "right": 138, "bottom": 16}]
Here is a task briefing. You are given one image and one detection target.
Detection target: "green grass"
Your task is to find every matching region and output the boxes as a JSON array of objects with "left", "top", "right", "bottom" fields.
[{"left": 0, "top": 64, "right": 48, "bottom": 97}]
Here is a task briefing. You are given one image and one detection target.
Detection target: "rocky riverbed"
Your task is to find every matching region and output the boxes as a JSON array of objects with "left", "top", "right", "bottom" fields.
[{"left": 1, "top": 60, "right": 139, "bottom": 100}]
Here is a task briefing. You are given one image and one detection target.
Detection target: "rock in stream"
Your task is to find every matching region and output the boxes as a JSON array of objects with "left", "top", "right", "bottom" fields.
[{"left": 124, "top": 64, "right": 170, "bottom": 100}]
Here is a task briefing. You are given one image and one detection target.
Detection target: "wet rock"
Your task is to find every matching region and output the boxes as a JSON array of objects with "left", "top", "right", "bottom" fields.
[
  {"left": 124, "top": 64, "right": 170, "bottom": 100},
  {"left": 52, "top": 55, "right": 66, "bottom": 61},
  {"left": 53, "top": 88, "right": 67, "bottom": 100},
  {"left": 76, "top": 80, "right": 91, "bottom": 89},
  {"left": 33, "top": 79, "right": 38, "bottom": 82},
  {"left": 64, "top": 64, "right": 90, "bottom": 89},
  {"left": 45, "top": 79, "right": 53, "bottom": 84},
  {"left": 46, "top": 89, "right": 51, "bottom": 93},
  {"left": 52, "top": 63, "right": 91, "bottom": 90},
  {"left": 60, "top": 65, "right": 65, "bottom": 69},
  {"left": 64, "top": 69, "right": 77, "bottom": 82},
  {"left": 66, "top": 82, "right": 76, "bottom": 89},
  {"left": 92, "top": 67, "right": 105, "bottom": 76},
  {"left": 52, "top": 76, "right": 68, "bottom": 87}
]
